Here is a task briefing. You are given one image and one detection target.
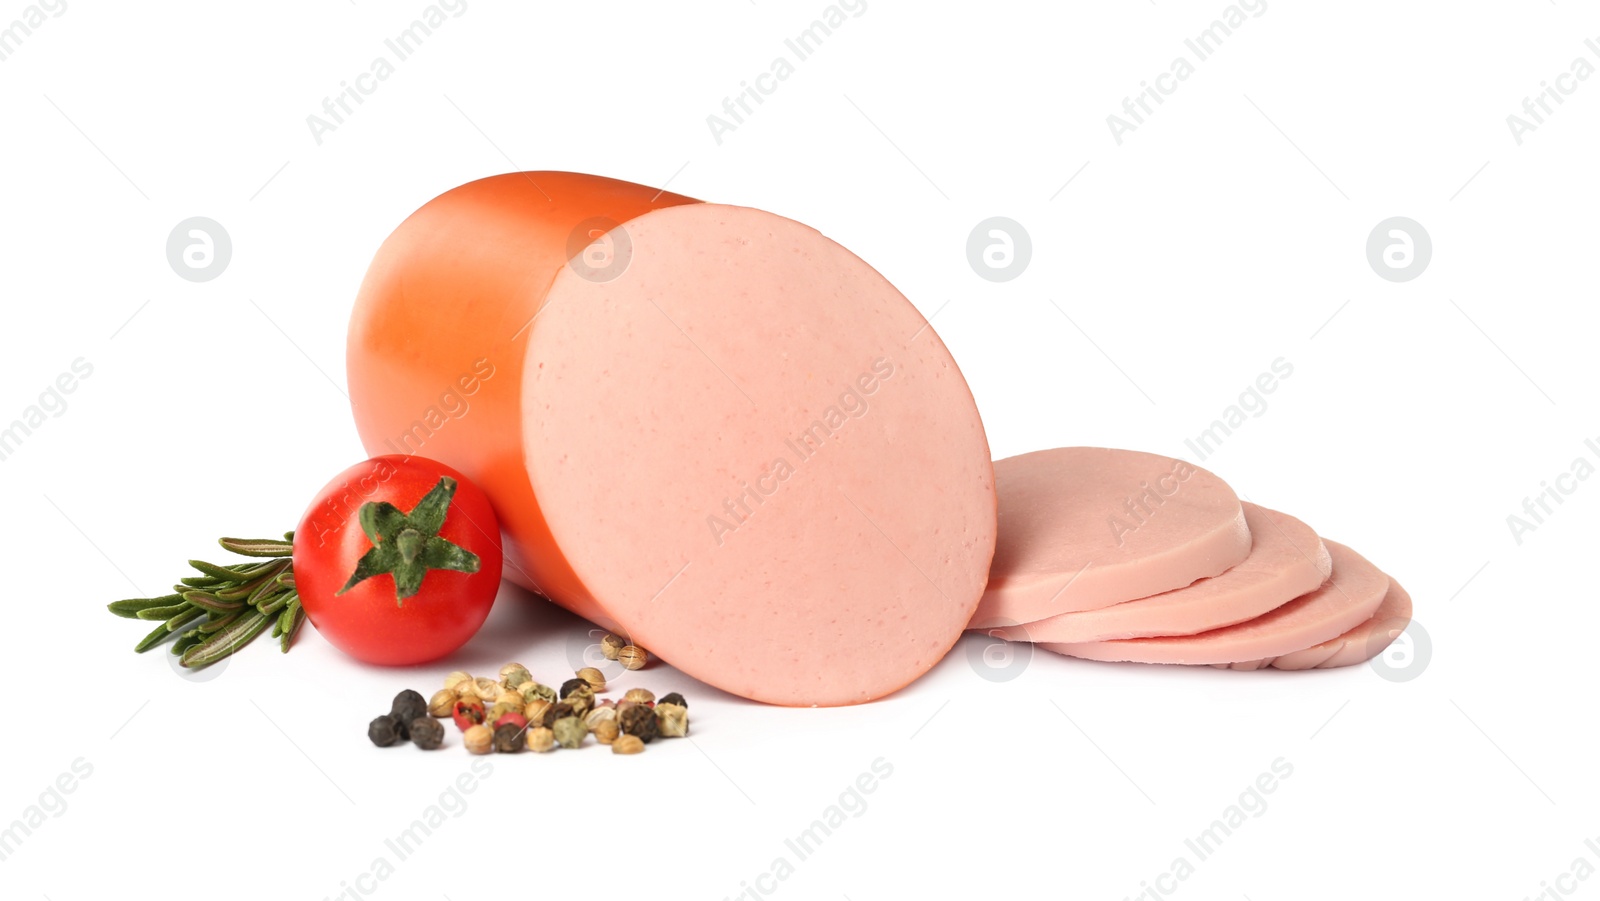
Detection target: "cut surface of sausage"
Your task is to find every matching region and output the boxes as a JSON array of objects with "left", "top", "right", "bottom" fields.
[
  {"left": 1215, "top": 577, "right": 1413, "bottom": 671},
  {"left": 987, "top": 503, "right": 1330, "bottom": 643},
  {"left": 970, "top": 447, "right": 1251, "bottom": 628},
  {"left": 350, "top": 174, "right": 996, "bottom": 707},
  {"left": 1040, "top": 541, "right": 1387, "bottom": 665},
  {"left": 523, "top": 203, "right": 997, "bottom": 706}
]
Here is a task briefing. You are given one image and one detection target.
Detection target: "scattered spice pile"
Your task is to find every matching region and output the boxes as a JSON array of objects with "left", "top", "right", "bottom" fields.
[{"left": 367, "top": 637, "right": 688, "bottom": 756}]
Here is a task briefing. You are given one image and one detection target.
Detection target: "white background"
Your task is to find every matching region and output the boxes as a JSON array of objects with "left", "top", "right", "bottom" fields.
[{"left": 3, "top": 2, "right": 1597, "bottom": 898}]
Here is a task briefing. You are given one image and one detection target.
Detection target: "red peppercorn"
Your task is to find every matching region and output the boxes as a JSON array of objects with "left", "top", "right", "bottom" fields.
[
  {"left": 493, "top": 711, "right": 528, "bottom": 732},
  {"left": 452, "top": 697, "right": 486, "bottom": 732}
]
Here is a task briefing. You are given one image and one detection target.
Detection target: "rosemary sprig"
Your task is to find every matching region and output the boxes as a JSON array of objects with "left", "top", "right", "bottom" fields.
[{"left": 108, "top": 535, "right": 306, "bottom": 671}]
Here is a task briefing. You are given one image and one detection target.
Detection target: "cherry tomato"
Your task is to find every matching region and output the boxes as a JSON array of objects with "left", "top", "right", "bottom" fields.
[{"left": 294, "top": 455, "right": 503, "bottom": 665}]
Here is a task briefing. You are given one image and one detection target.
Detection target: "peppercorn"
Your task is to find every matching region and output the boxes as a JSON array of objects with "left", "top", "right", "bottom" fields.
[
  {"left": 617, "top": 645, "right": 648, "bottom": 670},
  {"left": 560, "top": 681, "right": 595, "bottom": 718},
  {"left": 553, "top": 716, "right": 586, "bottom": 749},
  {"left": 499, "top": 663, "right": 532, "bottom": 690},
  {"left": 658, "top": 692, "right": 687, "bottom": 709},
  {"left": 492, "top": 724, "right": 523, "bottom": 753},
  {"left": 488, "top": 701, "right": 522, "bottom": 724},
  {"left": 463, "top": 724, "right": 494, "bottom": 755},
  {"left": 391, "top": 690, "right": 428, "bottom": 736},
  {"left": 575, "top": 667, "right": 607, "bottom": 692},
  {"left": 410, "top": 716, "right": 445, "bottom": 750},
  {"left": 601, "top": 633, "right": 625, "bottom": 660},
  {"left": 618, "top": 704, "right": 658, "bottom": 743},
  {"left": 623, "top": 688, "right": 656, "bottom": 706},
  {"left": 452, "top": 697, "right": 487, "bottom": 732},
  {"left": 541, "top": 702, "right": 575, "bottom": 729},
  {"left": 594, "top": 720, "right": 621, "bottom": 745},
  {"left": 368, "top": 715, "right": 401, "bottom": 747},
  {"left": 444, "top": 671, "right": 473, "bottom": 692},
  {"left": 428, "top": 689, "right": 456, "bottom": 718},
  {"left": 519, "top": 681, "right": 557, "bottom": 704},
  {"left": 655, "top": 702, "right": 689, "bottom": 738},
  {"left": 612, "top": 734, "right": 645, "bottom": 755},
  {"left": 494, "top": 690, "right": 523, "bottom": 708},
  {"left": 525, "top": 727, "right": 556, "bottom": 753},
  {"left": 453, "top": 679, "right": 480, "bottom": 700},
  {"left": 493, "top": 711, "right": 528, "bottom": 732}
]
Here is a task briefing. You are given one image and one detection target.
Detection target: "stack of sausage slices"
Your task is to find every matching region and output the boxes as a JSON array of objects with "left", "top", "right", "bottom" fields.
[{"left": 969, "top": 447, "right": 1411, "bottom": 670}]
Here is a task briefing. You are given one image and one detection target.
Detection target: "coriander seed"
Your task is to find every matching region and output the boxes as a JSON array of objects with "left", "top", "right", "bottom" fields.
[
  {"left": 428, "top": 689, "right": 457, "bottom": 718},
  {"left": 472, "top": 677, "right": 500, "bottom": 701},
  {"left": 499, "top": 663, "right": 532, "bottom": 690},
  {"left": 524, "top": 698, "right": 552, "bottom": 725},
  {"left": 463, "top": 724, "right": 494, "bottom": 755},
  {"left": 617, "top": 645, "right": 648, "bottom": 671},
  {"left": 585, "top": 706, "right": 617, "bottom": 730},
  {"left": 594, "top": 720, "right": 621, "bottom": 745},
  {"left": 623, "top": 688, "right": 656, "bottom": 706},
  {"left": 494, "top": 689, "right": 523, "bottom": 707},
  {"left": 443, "top": 671, "right": 473, "bottom": 692},
  {"left": 612, "top": 734, "right": 645, "bottom": 755},
  {"left": 526, "top": 727, "right": 556, "bottom": 753},
  {"left": 410, "top": 717, "right": 445, "bottom": 750},
  {"left": 576, "top": 666, "right": 607, "bottom": 692},
  {"left": 368, "top": 715, "right": 401, "bottom": 747}
]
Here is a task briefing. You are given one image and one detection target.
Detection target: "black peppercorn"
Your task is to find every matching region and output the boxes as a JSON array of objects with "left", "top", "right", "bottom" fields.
[
  {"left": 542, "top": 702, "right": 575, "bottom": 729},
  {"left": 492, "top": 723, "right": 523, "bottom": 753},
  {"left": 410, "top": 717, "right": 444, "bottom": 750},
  {"left": 559, "top": 678, "right": 589, "bottom": 700},
  {"left": 619, "top": 704, "right": 658, "bottom": 743},
  {"left": 368, "top": 715, "right": 401, "bottom": 747},
  {"left": 659, "top": 692, "right": 687, "bottom": 709},
  {"left": 391, "top": 690, "right": 428, "bottom": 734}
]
